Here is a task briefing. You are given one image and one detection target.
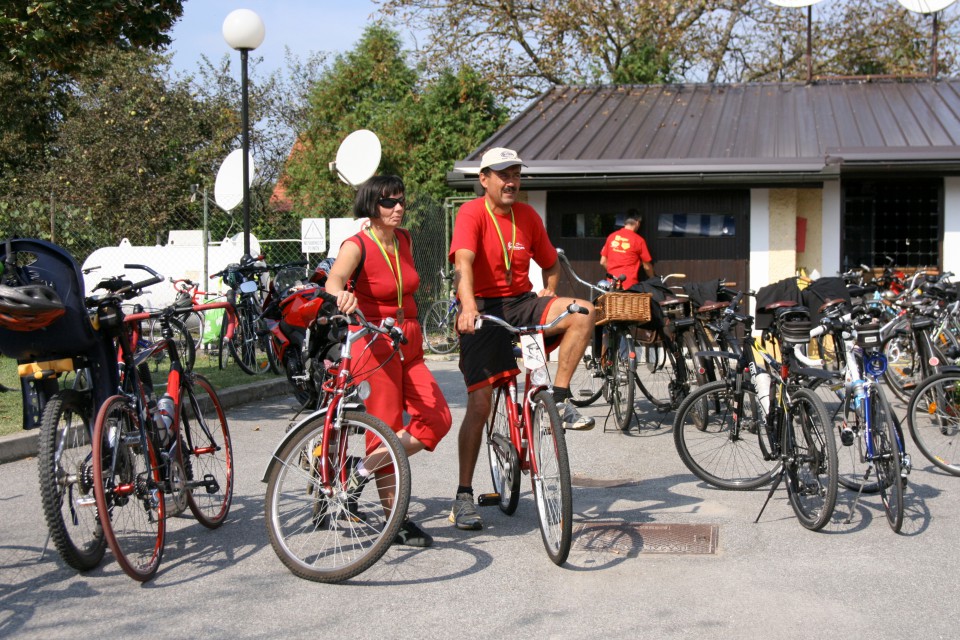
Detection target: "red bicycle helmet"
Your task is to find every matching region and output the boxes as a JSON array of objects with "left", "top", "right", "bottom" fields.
[{"left": 0, "top": 282, "right": 66, "bottom": 331}]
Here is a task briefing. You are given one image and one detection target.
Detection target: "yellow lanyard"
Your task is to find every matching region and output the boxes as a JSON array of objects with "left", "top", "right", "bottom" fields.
[
  {"left": 484, "top": 199, "right": 515, "bottom": 276},
  {"left": 368, "top": 229, "right": 403, "bottom": 307}
]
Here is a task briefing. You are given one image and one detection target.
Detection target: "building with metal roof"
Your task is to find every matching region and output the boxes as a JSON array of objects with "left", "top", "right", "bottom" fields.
[{"left": 447, "top": 80, "right": 960, "bottom": 295}]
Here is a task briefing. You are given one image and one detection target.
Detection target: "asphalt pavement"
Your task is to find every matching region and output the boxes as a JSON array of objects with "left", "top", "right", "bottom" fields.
[{"left": 1, "top": 357, "right": 958, "bottom": 639}]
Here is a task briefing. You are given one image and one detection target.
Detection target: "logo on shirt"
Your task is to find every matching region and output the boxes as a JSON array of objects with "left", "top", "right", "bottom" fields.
[
  {"left": 610, "top": 234, "right": 631, "bottom": 252},
  {"left": 507, "top": 241, "right": 527, "bottom": 252}
]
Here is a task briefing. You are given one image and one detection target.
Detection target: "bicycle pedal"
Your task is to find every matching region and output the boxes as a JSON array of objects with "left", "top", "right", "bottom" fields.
[
  {"left": 75, "top": 496, "right": 97, "bottom": 507},
  {"left": 477, "top": 493, "right": 501, "bottom": 507},
  {"left": 201, "top": 473, "right": 220, "bottom": 494}
]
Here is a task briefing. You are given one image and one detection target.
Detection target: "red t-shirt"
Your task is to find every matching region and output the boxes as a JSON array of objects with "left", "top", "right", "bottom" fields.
[
  {"left": 600, "top": 227, "right": 652, "bottom": 290},
  {"left": 344, "top": 229, "right": 420, "bottom": 321},
  {"left": 448, "top": 197, "right": 557, "bottom": 298}
]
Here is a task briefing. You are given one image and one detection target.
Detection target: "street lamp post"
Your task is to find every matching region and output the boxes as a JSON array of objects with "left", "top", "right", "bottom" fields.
[{"left": 222, "top": 9, "right": 265, "bottom": 260}]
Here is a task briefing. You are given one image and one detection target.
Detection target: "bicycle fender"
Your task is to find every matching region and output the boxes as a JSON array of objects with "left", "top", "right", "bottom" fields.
[
  {"left": 260, "top": 401, "right": 366, "bottom": 482},
  {"left": 937, "top": 365, "right": 960, "bottom": 375}
]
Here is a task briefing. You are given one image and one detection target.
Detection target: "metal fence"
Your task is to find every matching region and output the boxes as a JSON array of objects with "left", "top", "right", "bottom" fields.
[{"left": 0, "top": 195, "right": 463, "bottom": 322}]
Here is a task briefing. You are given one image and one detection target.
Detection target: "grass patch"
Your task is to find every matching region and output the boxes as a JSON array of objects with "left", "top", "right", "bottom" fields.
[{"left": 0, "top": 351, "right": 282, "bottom": 438}]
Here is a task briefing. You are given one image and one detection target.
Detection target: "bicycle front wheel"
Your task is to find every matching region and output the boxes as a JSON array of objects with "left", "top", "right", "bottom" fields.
[
  {"left": 784, "top": 388, "right": 838, "bottom": 531},
  {"left": 423, "top": 299, "right": 458, "bottom": 354},
  {"left": 91, "top": 395, "right": 165, "bottom": 582},
  {"left": 264, "top": 410, "right": 410, "bottom": 583},
  {"left": 150, "top": 315, "right": 197, "bottom": 372},
  {"left": 487, "top": 385, "right": 520, "bottom": 514},
  {"left": 673, "top": 380, "right": 778, "bottom": 490},
  {"left": 181, "top": 374, "right": 234, "bottom": 527},
  {"left": 230, "top": 298, "right": 270, "bottom": 375},
  {"left": 609, "top": 327, "right": 636, "bottom": 430},
  {"left": 530, "top": 390, "right": 572, "bottom": 566},
  {"left": 568, "top": 345, "right": 604, "bottom": 407},
  {"left": 37, "top": 389, "right": 106, "bottom": 571},
  {"left": 871, "top": 387, "right": 904, "bottom": 532},
  {"left": 907, "top": 371, "right": 960, "bottom": 476}
]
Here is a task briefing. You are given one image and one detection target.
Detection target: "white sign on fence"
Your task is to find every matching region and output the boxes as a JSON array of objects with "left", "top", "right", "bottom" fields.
[{"left": 301, "top": 218, "right": 326, "bottom": 253}]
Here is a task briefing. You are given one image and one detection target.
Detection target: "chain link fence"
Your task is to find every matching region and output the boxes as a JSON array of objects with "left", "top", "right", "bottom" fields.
[{"left": 0, "top": 195, "right": 464, "bottom": 321}]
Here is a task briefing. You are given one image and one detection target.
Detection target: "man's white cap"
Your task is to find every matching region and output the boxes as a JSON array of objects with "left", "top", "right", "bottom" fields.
[{"left": 478, "top": 147, "right": 526, "bottom": 172}]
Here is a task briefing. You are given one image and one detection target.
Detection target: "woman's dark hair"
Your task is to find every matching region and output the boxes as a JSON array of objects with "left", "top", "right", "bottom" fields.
[{"left": 353, "top": 175, "right": 405, "bottom": 219}]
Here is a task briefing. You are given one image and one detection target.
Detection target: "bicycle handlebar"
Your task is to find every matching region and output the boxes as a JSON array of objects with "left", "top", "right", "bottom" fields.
[
  {"left": 314, "top": 289, "right": 408, "bottom": 346},
  {"left": 475, "top": 302, "right": 589, "bottom": 335}
]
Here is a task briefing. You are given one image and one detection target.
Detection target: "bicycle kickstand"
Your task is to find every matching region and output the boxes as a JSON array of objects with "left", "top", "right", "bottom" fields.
[
  {"left": 754, "top": 466, "right": 786, "bottom": 524},
  {"left": 843, "top": 466, "right": 874, "bottom": 525}
]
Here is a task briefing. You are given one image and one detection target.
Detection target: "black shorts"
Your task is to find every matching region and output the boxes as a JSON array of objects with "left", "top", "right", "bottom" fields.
[{"left": 459, "top": 293, "right": 559, "bottom": 392}]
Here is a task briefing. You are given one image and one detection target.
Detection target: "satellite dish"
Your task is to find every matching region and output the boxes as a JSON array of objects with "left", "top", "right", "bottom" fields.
[
  {"left": 767, "top": 0, "right": 823, "bottom": 6},
  {"left": 897, "top": 0, "right": 956, "bottom": 13},
  {"left": 214, "top": 148, "right": 255, "bottom": 212},
  {"left": 330, "top": 129, "right": 381, "bottom": 187}
]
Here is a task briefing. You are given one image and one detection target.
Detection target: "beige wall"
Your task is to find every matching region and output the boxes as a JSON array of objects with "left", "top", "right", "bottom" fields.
[{"left": 766, "top": 188, "right": 824, "bottom": 282}]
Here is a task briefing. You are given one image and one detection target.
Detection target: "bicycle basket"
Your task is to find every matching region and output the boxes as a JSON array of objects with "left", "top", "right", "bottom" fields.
[
  {"left": 855, "top": 323, "right": 882, "bottom": 350},
  {"left": 595, "top": 292, "right": 651, "bottom": 326}
]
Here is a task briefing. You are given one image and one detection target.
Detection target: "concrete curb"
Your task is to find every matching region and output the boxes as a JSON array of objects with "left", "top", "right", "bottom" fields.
[{"left": 0, "top": 377, "right": 290, "bottom": 465}]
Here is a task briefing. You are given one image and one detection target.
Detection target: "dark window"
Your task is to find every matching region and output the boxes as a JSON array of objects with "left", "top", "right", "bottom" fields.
[
  {"left": 560, "top": 212, "right": 619, "bottom": 238},
  {"left": 657, "top": 214, "right": 736, "bottom": 238},
  {"left": 842, "top": 179, "right": 940, "bottom": 270}
]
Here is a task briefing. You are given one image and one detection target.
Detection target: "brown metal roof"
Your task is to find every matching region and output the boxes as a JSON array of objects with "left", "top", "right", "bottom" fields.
[{"left": 448, "top": 80, "right": 960, "bottom": 188}]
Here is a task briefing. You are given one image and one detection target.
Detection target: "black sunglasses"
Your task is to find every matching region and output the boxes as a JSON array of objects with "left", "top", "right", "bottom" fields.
[{"left": 378, "top": 196, "right": 405, "bottom": 208}]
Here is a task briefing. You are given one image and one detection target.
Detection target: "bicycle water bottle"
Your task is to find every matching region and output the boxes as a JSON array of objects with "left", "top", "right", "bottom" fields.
[
  {"left": 154, "top": 394, "right": 175, "bottom": 445},
  {"left": 755, "top": 372, "right": 772, "bottom": 418}
]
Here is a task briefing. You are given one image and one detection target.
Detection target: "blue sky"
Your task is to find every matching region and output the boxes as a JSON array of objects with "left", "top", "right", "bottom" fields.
[{"left": 167, "top": 1, "right": 383, "bottom": 76}]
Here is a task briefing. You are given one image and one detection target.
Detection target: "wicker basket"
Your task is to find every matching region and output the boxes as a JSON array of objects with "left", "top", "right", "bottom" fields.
[{"left": 595, "top": 292, "right": 652, "bottom": 325}]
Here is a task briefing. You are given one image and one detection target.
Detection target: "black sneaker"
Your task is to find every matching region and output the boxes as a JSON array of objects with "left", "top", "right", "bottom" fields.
[{"left": 393, "top": 519, "right": 433, "bottom": 547}]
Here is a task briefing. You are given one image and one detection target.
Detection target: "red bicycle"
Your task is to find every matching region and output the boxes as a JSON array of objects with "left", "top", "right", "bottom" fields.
[
  {"left": 479, "top": 302, "right": 587, "bottom": 565},
  {"left": 263, "top": 293, "right": 411, "bottom": 583},
  {"left": 90, "top": 264, "right": 238, "bottom": 581}
]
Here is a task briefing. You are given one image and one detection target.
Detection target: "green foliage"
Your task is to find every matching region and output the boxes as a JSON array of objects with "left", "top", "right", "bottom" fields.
[
  {"left": 283, "top": 25, "right": 507, "bottom": 222},
  {"left": 0, "top": 48, "right": 232, "bottom": 253},
  {"left": 609, "top": 41, "right": 674, "bottom": 84},
  {"left": 0, "top": 0, "right": 184, "bottom": 72}
]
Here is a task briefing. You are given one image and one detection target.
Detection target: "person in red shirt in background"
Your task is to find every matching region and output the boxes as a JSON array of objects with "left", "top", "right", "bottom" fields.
[
  {"left": 447, "top": 147, "right": 596, "bottom": 531},
  {"left": 600, "top": 212, "right": 654, "bottom": 289}
]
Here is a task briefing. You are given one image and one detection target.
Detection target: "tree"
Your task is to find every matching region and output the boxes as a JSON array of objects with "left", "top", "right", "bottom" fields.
[
  {"left": 376, "top": 0, "right": 960, "bottom": 108},
  {"left": 0, "top": 48, "right": 232, "bottom": 251},
  {"left": 281, "top": 25, "right": 507, "bottom": 223},
  {"left": 0, "top": 0, "right": 184, "bottom": 73}
]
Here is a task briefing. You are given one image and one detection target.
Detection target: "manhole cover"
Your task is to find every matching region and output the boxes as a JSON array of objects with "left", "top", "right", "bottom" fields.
[{"left": 574, "top": 522, "right": 718, "bottom": 555}]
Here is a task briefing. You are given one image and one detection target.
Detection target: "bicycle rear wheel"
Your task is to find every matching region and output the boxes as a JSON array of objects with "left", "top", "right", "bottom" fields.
[
  {"left": 37, "top": 389, "right": 106, "bottom": 571},
  {"left": 530, "top": 390, "right": 572, "bottom": 565},
  {"left": 784, "top": 388, "right": 838, "bottom": 531},
  {"left": 264, "top": 410, "right": 410, "bottom": 583},
  {"left": 634, "top": 335, "right": 680, "bottom": 409},
  {"left": 487, "top": 385, "right": 520, "bottom": 514},
  {"left": 882, "top": 330, "right": 920, "bottom": 403},
  {"left": 871, "top": 387, "right": 904, "bottom": 532},
  {"left": 673, "top": 380, "right": 778, "bottom": 490},
  {"left": 181, "top": 374, "right": 234, "bottom": 528},
  {"left": 230, "top": 298, "right": 271, "bottom": 374},
  {"left": 568, "top": 345, "right": 604, "bottom": 407},
  {"left": 91, "top": 395, "right": 165, "bottom": 582},
  {"left": 907, "top": 371, "right": 960, "bottom": 476},
  {"left": 609, "top": 327, "right": 636, "bottom": 430},
  {"left": 423, "top": 299, "right": 458, "bottom": 354}
]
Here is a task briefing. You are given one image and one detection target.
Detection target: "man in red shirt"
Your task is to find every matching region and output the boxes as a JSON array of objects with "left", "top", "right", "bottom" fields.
[
  {"left": 600, "top": 214, "right": 654, "bottom": 289},
  {"left": 447, "top": 147, "right": 595, "bottom": 530}
]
